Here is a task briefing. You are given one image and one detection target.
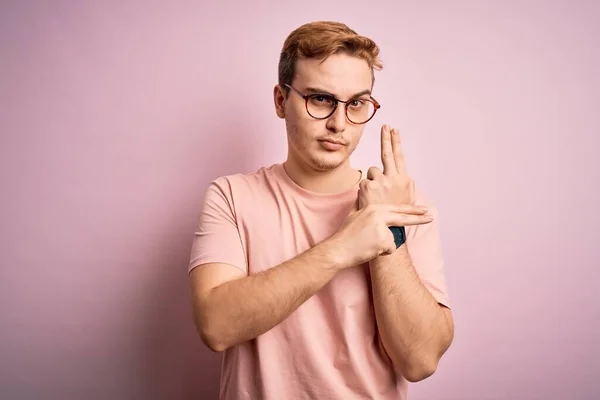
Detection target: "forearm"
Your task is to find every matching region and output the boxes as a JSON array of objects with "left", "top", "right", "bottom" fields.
[
  {"left": 200, "top": 240, "right": 344, "bottom": 351},
  {"left": 369, "top": 245, "right": 453, "bottom": 381}
]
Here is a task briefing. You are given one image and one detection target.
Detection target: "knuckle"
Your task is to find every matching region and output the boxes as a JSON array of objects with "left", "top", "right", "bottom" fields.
[
  {"left": 368, "top": 205, "right": 383, "bottom": 218},
  {"left": 365, "top": 203, "right": 377, "bottom": 213},
  {"left": 376, "top": 228, "right": 387, "bottom": 243}
]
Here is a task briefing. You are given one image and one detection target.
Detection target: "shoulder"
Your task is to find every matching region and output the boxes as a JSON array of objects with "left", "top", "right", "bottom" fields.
[{"left": 204, "top": 163, "right": 280, "bottom": 203}]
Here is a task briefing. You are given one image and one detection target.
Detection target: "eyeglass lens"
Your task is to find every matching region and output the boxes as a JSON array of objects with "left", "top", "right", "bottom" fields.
[{"left": 306, "top": 94, "right": 376, "bottom": 124}]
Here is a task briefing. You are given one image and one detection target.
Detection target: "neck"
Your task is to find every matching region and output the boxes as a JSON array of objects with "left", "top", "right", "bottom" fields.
[{"left": 283, "top": 158, "right": 361, "bottom": 194}]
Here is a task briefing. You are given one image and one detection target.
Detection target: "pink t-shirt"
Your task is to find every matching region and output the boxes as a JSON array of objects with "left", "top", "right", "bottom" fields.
[{"left": 189, "top": 163, "right": 450, "bottom": 400}]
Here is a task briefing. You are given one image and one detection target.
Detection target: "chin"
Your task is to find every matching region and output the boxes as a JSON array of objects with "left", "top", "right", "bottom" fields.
[{"left": 307, "top": 152, "right": 347, "bottom": 171}]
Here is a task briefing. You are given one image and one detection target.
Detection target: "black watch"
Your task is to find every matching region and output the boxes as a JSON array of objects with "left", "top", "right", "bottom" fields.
[{"left": 389, "top": 226, "right": 406, "bottom": 248}]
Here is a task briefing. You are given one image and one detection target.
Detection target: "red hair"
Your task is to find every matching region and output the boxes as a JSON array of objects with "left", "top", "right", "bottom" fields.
[{"left": 278, "top": 21, "right": 383, "bottom": 91}]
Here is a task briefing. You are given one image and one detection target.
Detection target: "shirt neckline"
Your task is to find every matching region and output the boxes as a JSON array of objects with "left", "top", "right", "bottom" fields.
[{"left": 274, "top": 163, "right": 364, "bottom": 203}]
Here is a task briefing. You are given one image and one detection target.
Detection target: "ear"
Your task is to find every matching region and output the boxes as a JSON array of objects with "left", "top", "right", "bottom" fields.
[{"left": 273, "top": 85, "right": 286, "bottom": 119}]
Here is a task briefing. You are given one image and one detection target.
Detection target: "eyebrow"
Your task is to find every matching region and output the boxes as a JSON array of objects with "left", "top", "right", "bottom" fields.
[{"left": 304, "top": 87, "right": 372, "bottom": 98}]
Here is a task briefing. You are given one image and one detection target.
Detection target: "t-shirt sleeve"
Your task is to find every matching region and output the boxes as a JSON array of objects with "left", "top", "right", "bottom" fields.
[
  {"left": 188, "top": 178, "right": 248, "bottom": 274},
  {"left": 405, "top": 196, "right": 451, "bottom": 309}
]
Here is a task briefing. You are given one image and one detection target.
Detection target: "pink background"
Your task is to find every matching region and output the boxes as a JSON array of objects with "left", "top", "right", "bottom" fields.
[{"left": 1, "top": 1, "right": 599, "bottom": 399}]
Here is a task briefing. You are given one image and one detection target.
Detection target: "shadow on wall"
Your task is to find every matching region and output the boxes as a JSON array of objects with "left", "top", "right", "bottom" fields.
[{"left": 135, "top": 109, "right": 265, "bottom": 399}]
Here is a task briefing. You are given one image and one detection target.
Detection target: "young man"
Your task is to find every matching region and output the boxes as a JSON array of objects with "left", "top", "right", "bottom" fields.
[{"left": 188, "top": 21, "right": 454, "bottom": 400}]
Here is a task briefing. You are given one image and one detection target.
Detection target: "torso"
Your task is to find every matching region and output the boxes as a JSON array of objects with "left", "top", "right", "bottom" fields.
[{"left": 218, "top": 163, "right": 407, "bottom": 400}]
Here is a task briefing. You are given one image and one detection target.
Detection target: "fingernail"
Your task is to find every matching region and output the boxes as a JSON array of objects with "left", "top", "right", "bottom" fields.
[{"left": 419, "top": 206, "right": 428, "bottom": 212}]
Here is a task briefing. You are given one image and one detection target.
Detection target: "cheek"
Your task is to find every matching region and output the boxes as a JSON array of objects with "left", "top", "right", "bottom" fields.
[
  {"left": 288, "top": 119, "right": 320, "bottom": 143},
  {"left": 347, "top": 130, "right": 364, "bottom": 150},
  {"left": 286, "top": 123, "right": 311, "bottom": 152},
  {"left": 287, "top": 101, "right": 313, "bottom": 125}
]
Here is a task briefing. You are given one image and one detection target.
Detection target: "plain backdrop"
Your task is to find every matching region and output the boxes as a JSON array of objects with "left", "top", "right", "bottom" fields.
[{"left": 1, "top": 1, "right": 599, "bottom": 399}]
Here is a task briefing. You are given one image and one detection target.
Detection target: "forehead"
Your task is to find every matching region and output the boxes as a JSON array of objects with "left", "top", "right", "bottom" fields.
[{"left": 293, "top": 53, "right": 373, "bottom": 97}]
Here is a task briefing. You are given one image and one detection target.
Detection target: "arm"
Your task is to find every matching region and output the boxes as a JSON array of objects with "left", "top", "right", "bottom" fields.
[
  {"left": 369, "top": 243, "right": 454, "bottom": 382},
  {"left": 188, "top": 178, "right": 431, "bottom": 353},
  {"left": 362, "top": 124, "right": 454, "bottom": 382},
  {"left": 190, "top": 240, "right": 344, "bottom": 352}
]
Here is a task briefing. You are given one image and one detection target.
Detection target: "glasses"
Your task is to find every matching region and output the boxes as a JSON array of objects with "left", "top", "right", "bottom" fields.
[{"left": 285, "top": 84, "right": 380, "bottom": 125}]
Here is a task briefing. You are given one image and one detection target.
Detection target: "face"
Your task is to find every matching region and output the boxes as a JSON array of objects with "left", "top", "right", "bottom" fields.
[{"left": 274, "top": 53, "right": 374, "bottom": 172}]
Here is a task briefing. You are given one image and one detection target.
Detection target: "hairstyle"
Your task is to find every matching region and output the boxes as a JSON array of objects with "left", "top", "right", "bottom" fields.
[{"left": 278, "top": 21, "right": 383, "bottom": 94}]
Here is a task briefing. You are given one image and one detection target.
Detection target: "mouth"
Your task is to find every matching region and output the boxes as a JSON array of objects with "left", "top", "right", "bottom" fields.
[
  {"left": 319, "top": 139, "right": 346, "bottom": 146},
  {"left": 318, "top": 139, "right": 346, "bottom": 151}
]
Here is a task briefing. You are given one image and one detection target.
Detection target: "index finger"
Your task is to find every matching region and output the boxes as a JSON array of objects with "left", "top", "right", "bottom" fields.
[
  {"left": 385, "top": 211, "right": 433, "bottom": 227},
  {"left": 380, "top": 125, "right": 396, "bottom": 175},
  {"left": 377, "top": 203, "right": 429, "bottom": 214}
]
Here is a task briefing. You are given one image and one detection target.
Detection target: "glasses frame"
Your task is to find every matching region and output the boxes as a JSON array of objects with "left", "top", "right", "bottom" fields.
[{"left": 285, "top": 83, "right": 381, "bottom": 125}]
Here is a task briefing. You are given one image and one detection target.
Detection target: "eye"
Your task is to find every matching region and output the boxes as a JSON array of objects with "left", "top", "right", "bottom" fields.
[
  {"left": 349, "top": 99, "right": 366, "bottom": 108},
  {"left": 314, "top": 95, "right": 332, "bottom": 103},
  {"left": 309, "top": 95, "right": 335, "bottom": 106}
]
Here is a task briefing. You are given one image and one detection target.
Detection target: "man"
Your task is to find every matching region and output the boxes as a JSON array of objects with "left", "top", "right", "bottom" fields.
[{"left": 188, "top": 20, "right": 454, "bottom": 400}]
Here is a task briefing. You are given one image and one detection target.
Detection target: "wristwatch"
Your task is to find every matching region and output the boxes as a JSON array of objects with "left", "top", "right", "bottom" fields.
[{"left": 389, "top": 226, "right": 406, "bottom": 248}]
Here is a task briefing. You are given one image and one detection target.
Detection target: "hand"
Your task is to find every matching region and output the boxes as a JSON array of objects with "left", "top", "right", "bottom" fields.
[
  {"left": 358, "top": 125, "right": 417, "bottom": 209},
  {"left": 329, "top": 203, "right": 432, "bottom": 268}
]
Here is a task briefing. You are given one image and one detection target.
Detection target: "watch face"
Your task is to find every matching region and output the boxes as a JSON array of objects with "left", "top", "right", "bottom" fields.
[{"left": 390, "top": 226, "right": 406, "bottom": 248}]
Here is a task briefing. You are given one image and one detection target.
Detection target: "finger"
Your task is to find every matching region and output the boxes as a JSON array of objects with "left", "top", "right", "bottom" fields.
[
  {"left": 380, "top": 125, "right": 396, "bottom": 175},
  {"left": 374, "top": 203, "right": 428, "bottom": 214},
  {"left": 402, "top": 205, "right": 429, "bottom": 215},
  {"left": 390, "top": 128, "right": 407, "bottom": 177},
  {"left": 367, "top": 166, "right": 384, "bottom": 181},
  {"left": 385, "top": 212, "right": 433, "bottom": 227},
  {"left": 387, "top": 204, "right": 428, "bottom": 215}
]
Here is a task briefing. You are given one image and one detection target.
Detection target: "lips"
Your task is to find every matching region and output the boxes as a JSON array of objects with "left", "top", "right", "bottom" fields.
[
  {"left": 319, "top": 139, "right": 345, "bottom": 146},
  {"left": 318, "top": 139, "right": 345, "bottom": 151}
]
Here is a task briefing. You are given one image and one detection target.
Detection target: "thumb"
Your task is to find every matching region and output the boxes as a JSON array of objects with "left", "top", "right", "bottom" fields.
[{"left": 349, "top": 195, "right": 360, "bottom": 215}]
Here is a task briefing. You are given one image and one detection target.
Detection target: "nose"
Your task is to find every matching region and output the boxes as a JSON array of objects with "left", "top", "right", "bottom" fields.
[{"left": 325, "top": 104, "right": 347, "bottom": 133}]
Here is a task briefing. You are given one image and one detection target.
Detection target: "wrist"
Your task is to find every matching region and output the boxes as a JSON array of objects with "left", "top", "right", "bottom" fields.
[
  {"left": 316, "top": 236, "right": 350, "bottom": 272},
  {"left": 370, "top": 244, "right": 410, "bottom": 269}
]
